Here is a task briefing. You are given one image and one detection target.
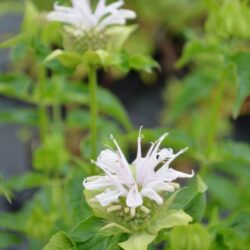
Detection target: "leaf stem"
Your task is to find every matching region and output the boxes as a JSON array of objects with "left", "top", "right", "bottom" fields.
[{"left": 88, "top": 65, "right": 98, "bottom": 159}]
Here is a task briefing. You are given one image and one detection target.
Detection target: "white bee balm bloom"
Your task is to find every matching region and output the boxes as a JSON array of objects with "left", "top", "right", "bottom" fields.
[
  {"left": 47, "top": 0, "right": 136, "bottom": 31},
  {"left": 83, "top": 128, "right": 194, "bottom": 213}
]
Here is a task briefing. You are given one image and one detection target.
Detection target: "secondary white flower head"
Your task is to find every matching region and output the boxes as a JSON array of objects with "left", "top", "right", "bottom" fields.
[
  {"left": 83, "top": 128, "right": 194, "bottom": 213},
  {"left": 47, "top": 0, "right": 136, "bottom": 31}
]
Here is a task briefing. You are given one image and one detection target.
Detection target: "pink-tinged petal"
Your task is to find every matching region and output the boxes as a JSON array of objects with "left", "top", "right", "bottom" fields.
[
  {"left": 95, "top": 189, "right": 120, "bottom": 207},
  {"left": 141, "top": 188, "right": 163, "bottom": 205},
  {"left": 126, "top": 185, "right": 143, "bottom": 208}
]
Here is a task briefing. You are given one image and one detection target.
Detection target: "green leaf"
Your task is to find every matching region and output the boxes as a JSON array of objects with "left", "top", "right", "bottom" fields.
[
  {"left": 0, "top": 175, "right": 12, "bottom": 203},
  {"left": 218, "top": 141, "right": 250, "bottom": 164},
  {"left": 149, "top": 209, "right": 192, "bottom": 235},
  {"left": 0, "top": 108, "right": 38, "bottom": 125},
  {"left": 0, "top": 74, "right": 31, "bottom": 100},
  {"left": 231, "top": 51, "right": 250, "bottom": 118},
  {"left": 43, "top": 231, "right": 76, "bottom": 250},
  {"left": 107, "top": 25, "right": 138, "bottom": 51},
  {"left": 70, "top": 217, "right": 105, "bottom": 243},
  {"left": 204, "top": 174, "right": 240, "bottom": 209},
  {"left": 65, "top": 170, "right": 92, "bottom": 224},
  {"left": 100, "top": 223, "right": 132, "bottom": 235},
  {"left": 170, "top": 224, "right": 211, "bottom": 250},
  {"left": 166, "top": 70, "right": 215, "bottom": 123},
  {"left": 6, "top": 172, "right": 49, "bottom": 192},
  {"left": 119, "top": 231, "right": 156, "bottom": 250},
  {"left": 172, "top": 176, "right": 207, "bottom": 222},
  {"left": 177, "top": 40, "right": 222, "bottom": 68},
  {"left": 44, "top": 50, "right": 83, "bottom": 68},
  {"left": 76, "top": 234, "right": 122, "bottom": 250},
  {"left": 0, "top": 34, "right": 24, "bottom": 48},
  {"left": 0, "top": 232, "right": 22, "bottom": 249},
  {"left": 128, "top": 54, "right": 159, "bottom": 73}
]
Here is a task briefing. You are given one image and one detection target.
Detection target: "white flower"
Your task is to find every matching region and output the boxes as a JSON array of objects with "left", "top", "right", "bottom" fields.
[
  {"left": 47, "top": 0, "right": 136, "bottom": 31},
  {"left": 83, "top": 128, "right": 194, "bottom": 213}
]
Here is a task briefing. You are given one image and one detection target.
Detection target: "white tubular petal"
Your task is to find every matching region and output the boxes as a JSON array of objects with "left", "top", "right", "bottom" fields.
[
  {"left": 167, "top": 147, "right": 188, "bottom": 166},
  {"left": 157, "top": 168, "right": 194, "bottom": 182},
  {"left": 47, "top": 12, "right": 81, "bottom": 26},
  {"left": 144, "top": 180, "right": 175, "bottom": 192},
  {"left": 95, "top": 189, "right": 120, "bottom": 207},
  {"left": 137, "top": 126, "right": 143, "bottom": 159},
  {"left": 106, "top": 0, "right": 124, "bottom": 13},
  {"left": 83, "top": 176, "right": 111, "bottom": 190},
  {"left": 150, "top": 133, "right": 169, "bottom": 155},
  {"left": 141, "top": 188, "right": 163, "bottom": 205},
  {"left": 53, "top": 3, "right": 75, "bottom": 13},
  {"left": 156, "top": 148, "right": 174, "bottom": 162},
  {"left": 126, "top": 186, "right": 143, "bottom": 208},
  {"left": 96, "top": 149, "right": 120, "bottom": 174},
  {"left": 94, "top": 0, "right": 106, "bottom": 17},
  {"left": 117, "top": 9, "right": 137, "bottom": 19},
  {"left": 110, "top": 135, "right": 135, "bottom": 182}
]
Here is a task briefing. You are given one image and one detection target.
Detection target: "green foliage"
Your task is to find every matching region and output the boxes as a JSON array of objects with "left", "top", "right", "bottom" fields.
[
  {"left": 171, "top": 176, "right": 207, "bottom": 223},
  {"left": 33, "top": 133, "right": 69, "bottom": 173},
  {"left": 170, "top": 224, "right": 211, "bottom": 250},
  {"left": 231, "top": 51, "right": 250, "bottom": 117},
  {"left": 43, "top": 231, "right": 75, "bottom": 250},
  {"left": 0, "top": 175, "right": 12, "bottom": 203},
  {"left": 0, "top": 0, "right": 250, "bottom": 249},
  {"left": 0, "top": 232, "right": 22, "bottom": 249}
]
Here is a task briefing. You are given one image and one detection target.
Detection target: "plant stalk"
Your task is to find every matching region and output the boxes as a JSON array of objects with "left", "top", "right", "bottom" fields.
[
  {"left": 38, "top": 66, "right": 48, "bottom": 143},
  {"left": 88, "top": 65, "right": 98, "bottom": 159}
]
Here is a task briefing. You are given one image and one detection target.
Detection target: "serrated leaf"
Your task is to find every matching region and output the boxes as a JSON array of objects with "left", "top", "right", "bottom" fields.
[
  {"left": 43, "top": 231, "right": 75, "bottom": 250},
  {"left": 70, "top": 217, "right": 105, "bottom": 243}
]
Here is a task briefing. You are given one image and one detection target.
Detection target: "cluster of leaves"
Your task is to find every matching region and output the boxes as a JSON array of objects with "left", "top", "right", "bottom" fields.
[
  {"left": 160, "top": 0, "right": 250, "bottom": 249},
  {"left": 0, "top": 1, "right": 158, "bottom": 249}
]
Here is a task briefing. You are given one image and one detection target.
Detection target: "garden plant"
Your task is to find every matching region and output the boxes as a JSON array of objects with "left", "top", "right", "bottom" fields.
[{"left": 0, "top": 0, "right": 250, "bottom": 249}]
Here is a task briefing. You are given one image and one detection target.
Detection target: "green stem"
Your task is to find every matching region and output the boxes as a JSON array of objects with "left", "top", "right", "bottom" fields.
[
  {"left": 53, "top": 103, "right": 62, "bottom": 132},
  {"left": 38, "top": 66, "right": 47, "bottom": 143},
  {"left": 201, "top": 71, "right": 226, "bottom": 177},
  {"left": 88, "top": 65, "right": 98, "bottom": 159}
]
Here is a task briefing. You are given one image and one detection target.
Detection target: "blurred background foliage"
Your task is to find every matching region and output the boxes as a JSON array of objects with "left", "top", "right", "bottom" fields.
[{"left": 0, "top": 0, "right": 250, "bottom": 249}]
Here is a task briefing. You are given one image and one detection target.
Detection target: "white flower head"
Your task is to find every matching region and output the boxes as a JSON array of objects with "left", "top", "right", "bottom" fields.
[
  {"left": 83, "top": 128, "right": 194, "bottom": 216},
  {"left": 47, "top": 0, "right": 136, "bottom": 32}
]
